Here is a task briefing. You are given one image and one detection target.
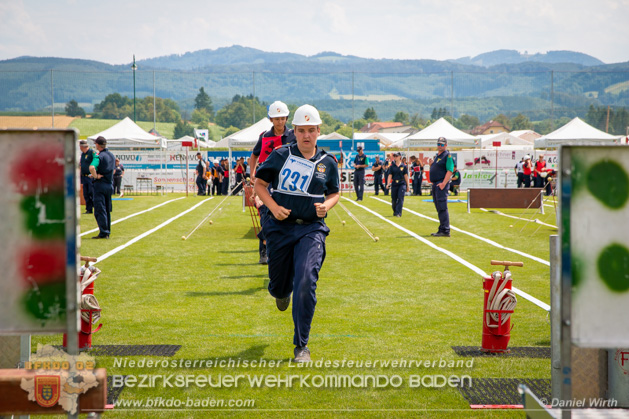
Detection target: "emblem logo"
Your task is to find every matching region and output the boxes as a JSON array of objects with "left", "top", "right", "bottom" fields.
[
  {"left": 35, "top": 375, "right": 60, "bottom": 408},
  {"left": 317, "top": 163, "right": 326, "bottom": 173},
  {"left": 305, "top": 115, "right": 310, "bottom": 122},
  {"left": 276, "top": 108, "right": 281, "bottom": 113}
]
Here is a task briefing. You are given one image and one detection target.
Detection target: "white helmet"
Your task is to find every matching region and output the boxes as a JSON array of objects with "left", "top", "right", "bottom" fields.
[
  {"left": 268, "top": 101, "right": 289, "bottom": 118},
  {"left": 292, "top": 104, "right": 322, "bottom": 126}
]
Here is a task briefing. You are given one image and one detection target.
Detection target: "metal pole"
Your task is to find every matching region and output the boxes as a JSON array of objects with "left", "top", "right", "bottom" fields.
[
  {"left": 153, "top": 70, "right": 156, "bottom": 132},
  {"left": 450, "top": 71, "right": 454, "bottom": 119},
  {"left": 351, "top": 71, "right": 355, "bottom": 151},
  {"left": 252, "top": 72, "right": 255, "bottom": 124},
  {"left": 51, "top": 69, "right": 54, "bottom": 127},
  {"left": 550, "top": 70, "right": 554, "bottom": 132},
  {"left": 132, "top": 55, "right": 137, "bottom": 122}
]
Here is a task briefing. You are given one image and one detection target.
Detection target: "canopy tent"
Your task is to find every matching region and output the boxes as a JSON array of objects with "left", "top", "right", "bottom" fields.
[
  {"left": 509, "top": 130, "right": 540, "bottom": 143},
  {"left": 318, "top": 132, "right": 349, "bottom": 140},
  {"left": 355, "top": 132, "right": 408, "bottom": 147},
  {"left": 535, "top": 117, "right": 622, "bottom": 148},
  {"left": 478, "top": 132, "right": 534, "bottom": 149},
  {"left": 390, "top": 118, "right": 480, "bottom": 148},
  {"left": 88, "top": 117, "right": 165, "bottom": 148},
  {"left": 214, "top": 118, "right": 272, "bottom": 149},
  {"left": 165, "top": 136, "right": 216, "bottom": 150}
]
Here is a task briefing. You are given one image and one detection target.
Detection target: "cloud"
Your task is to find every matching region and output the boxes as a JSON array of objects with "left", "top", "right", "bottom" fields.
[{"left": 0, "top": 1, "right": 48, "bottom": 57}]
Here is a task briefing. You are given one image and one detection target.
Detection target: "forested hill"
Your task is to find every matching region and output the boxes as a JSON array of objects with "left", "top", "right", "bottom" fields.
[{"left": 0, "top": 46, "right": 610, "bottom": 73}]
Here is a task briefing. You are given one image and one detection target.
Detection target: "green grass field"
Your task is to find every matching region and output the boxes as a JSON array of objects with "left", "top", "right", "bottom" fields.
[{"left": 33, "top": 191, "right": 557, "bottom": 417}]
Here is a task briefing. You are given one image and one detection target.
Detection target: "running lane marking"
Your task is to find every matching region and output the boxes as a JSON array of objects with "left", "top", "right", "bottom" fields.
[
  {"left": 371, "top": 197, "right": 550, "bottom": 266},
  {"left": 94, "top": 197, "right": 213, "bottom": 265},
  {"left": 81, "top": 197, "right": 185, "bottom": 237},
  {"left": 479, "top": 208, "right": 557, "bottom": 228},
  {"left": 344, "top": 197, "right": 550, "bottom": 311}
]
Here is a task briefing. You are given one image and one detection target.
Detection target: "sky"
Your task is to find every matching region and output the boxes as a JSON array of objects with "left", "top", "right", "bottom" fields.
[{"left": 1, "top": 0, "right": 629, "bottom": 65}]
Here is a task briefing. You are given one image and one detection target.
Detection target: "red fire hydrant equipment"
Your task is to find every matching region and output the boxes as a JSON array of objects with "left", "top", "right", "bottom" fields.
[
  {"left": 481, "top": 260, "right": 522, "bottom": 353},
  {"left": 63, "top": 257, "right": 102, "bottom": 351}
]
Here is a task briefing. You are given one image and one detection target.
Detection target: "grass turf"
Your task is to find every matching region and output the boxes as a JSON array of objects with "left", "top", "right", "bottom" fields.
[{"left": 33, "top": 191, "right": 555, "bottom": 417}]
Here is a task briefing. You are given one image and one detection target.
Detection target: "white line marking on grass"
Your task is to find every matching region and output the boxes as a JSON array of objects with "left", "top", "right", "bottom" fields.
[
  {"left": 479, "top": 208, "right": 557, "bottom": 228},
  {"left": 345, "top": 197, "right": 550, "bottom": 311},
  {"left": 80, "top": 197, "right": 185, "bottom": 237},
  {"left": 371, "top": 197, "right": 550, "bottom": 267},
  {"left": 94, "top": 197, "right": 213, "bottom": 265}
]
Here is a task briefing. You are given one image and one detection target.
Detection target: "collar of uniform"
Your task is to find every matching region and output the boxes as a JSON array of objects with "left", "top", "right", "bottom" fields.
[{"left": 290, "top": 143, "right": 325, "bottom": 161}]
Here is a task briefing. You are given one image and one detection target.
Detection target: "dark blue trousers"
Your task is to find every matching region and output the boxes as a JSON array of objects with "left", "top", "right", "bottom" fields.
[
  {"left": 93, "top": 182, "right": 113, "bottom": 236},
  {"left": 412, "top": 176, "right": 422, "bottom": 195},
  {"left": 222, "top": 178, "right": 229, "bottom": 195},
  {"left": 81, "top": 176, "right": 94, "bottom": 212},
  {"left": 373, "top": 175, "right": 385, "bottom": 195},
  {"left": 196, "top": 175, "right": 206, "bottom": 195},
  {"left": 353, "top": 171, "right": 365, "bottom": 200},
  {"left": 432, "top": 183, "right": 450, "bottom": 234},
  {"left": 391, "top": 183, "right": 406, "bottom": 216},
  {"left": 263, "top": 218, "right": 329, "bottom": 347}
]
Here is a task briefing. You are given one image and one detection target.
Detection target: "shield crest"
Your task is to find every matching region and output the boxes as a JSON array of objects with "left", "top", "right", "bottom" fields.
[{"left": 35, "top": 375, "right": 60, "bottom": 408}]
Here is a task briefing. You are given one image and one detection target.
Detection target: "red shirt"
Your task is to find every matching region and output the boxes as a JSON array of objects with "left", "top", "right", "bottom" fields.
[{"left": 523, "top": 161, "right": 532, "bottom": 175}]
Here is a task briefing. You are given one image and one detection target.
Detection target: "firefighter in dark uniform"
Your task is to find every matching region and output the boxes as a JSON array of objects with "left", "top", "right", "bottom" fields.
[
  {"left": 79, "top": 140, "right": 95, "bottom": 214},
  {"left": 410, "top": 156, "right": 424, "bottom": 196},
  {"left": 429, "top": 137, "right": 454, "bottom": 237},
  {"left": 372, "top": 155, "right": 386, "bottom": 195},
  {"left": 387, "top": 151, "right": 409, "bottom": 217},
  {"left": 254, "top": 104, "right": 340, "bottom": 363},
  {"left": 249, "top": 101, "right": 296, "bottom": 264},
  {"left": 195, "top": 152, "right": 207, "bottom": 195},
  {"left": 352, "top": 146, "right": 368, "bottom": 201},
  {"left": 89, "top": 136, "right": 115, "bottom": 239}
]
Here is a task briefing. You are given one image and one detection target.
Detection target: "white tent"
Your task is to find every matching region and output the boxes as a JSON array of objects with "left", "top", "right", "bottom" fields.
[
  {"left": 390, "top": 118, "right": 480, "bottom": 148},
  {"left": 478, "top": 132, "right": 534, "bottom": 149},
  {"left": 356, "top": 132, "right": 408, "bottom": 147},
  {"left": 88, "top": 117, "right": 165, "bottom": 148},
  {"left": 165, "top": 136, "right": 216, "bottom": 150},
  {"left": 535, "top": 117, "right": 623, "bottom": 148},
  {"left": 509, "top": 130, "right": 540, "bottom": 143},
  {"left": 318, "top": 132, "right": 349, "bottom": 140},
  {"left": 214, "top": 118, "right": 272, "bottom": 149}
]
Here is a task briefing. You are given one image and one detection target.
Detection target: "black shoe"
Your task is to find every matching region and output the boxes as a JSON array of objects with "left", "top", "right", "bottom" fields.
[
  {"left": 430, "top": 231, "right": 450, "bottom": 237},
  {"left": 92, "top": 235, "right": 109, "bottom": 239},
  {"left": 259, "top": 246, "right": 268, "bottom": 265},
  {"left": 294, "top": 346, "right": 311, "bottom": 363},
  {"left": 276, "top": 295, "right": 291, "bottom": 311},
  {"left": 395, "top": 214, "right": 401, "bottom": 217},
  {"left": 84, "top": 211, "right": 92, "bottom": 214}
]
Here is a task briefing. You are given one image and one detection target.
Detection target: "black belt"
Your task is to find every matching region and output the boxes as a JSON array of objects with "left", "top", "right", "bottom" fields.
[{"left": 271, "top": 215, "right": 317, "bottom": 225}]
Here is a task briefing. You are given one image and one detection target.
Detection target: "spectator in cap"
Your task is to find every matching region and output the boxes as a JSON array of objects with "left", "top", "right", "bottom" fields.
[
  {"left": 353, "top": 146, "right": 368, "bottom": 201},
  {"left": 89, "top": 136, "right": 116, "bottom": 239},
  {"left": 429, "top": 137, "right": 453, "bottom": 237},
  {"left": 79, "top": 140, "right": 95, "bottom": 214}
]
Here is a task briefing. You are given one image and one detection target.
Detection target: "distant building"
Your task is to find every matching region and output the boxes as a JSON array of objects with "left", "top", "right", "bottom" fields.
[
  {"left": 509, "top": 129, "right": 542, "bottom": 142},
  {"left": 360, "top": 121, "right": 404, "bottom": 133},
  {"left": 471, "top": 120, "right": 509, "bottom": 135}
]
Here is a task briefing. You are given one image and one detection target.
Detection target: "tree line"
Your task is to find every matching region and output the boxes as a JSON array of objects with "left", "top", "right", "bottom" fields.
[{"left": 64, "top": 88, "right": 629, "bottom": 138}]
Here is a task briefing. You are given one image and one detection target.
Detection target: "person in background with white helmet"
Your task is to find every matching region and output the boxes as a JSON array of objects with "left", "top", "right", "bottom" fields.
[
  {"left": 254, "top": 104, "right": 340, "bottom": 363},
  {"left": 249, "top": 101, "right": 297, "bottom": 264}
]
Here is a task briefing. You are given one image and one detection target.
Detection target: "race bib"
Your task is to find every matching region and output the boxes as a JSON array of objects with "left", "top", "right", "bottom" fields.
[{"left": 277, "top": 155, "right": 316, "bottom": 196}]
